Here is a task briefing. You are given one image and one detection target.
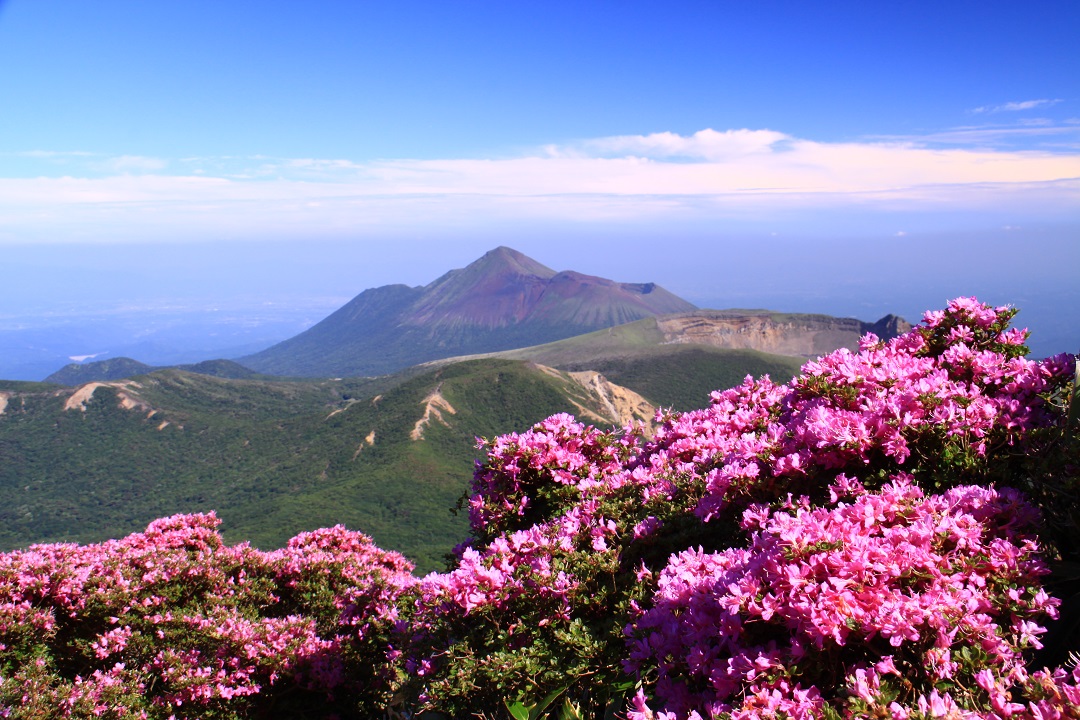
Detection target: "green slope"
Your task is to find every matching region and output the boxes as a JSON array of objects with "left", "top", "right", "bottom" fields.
[
  {"left": 45, "top": 357, "right": 156, "bottom": 385},
  {"left": 0, "top": 360, "right": 634, "bottom": 573},
  {"left": 45, "top": 357, "right": 267, "bottom": 386},
  {"left": 224, "top": 360, "right": 603, "bottom": 572},
  {"left": 566, "top": 346, "right": 804, "bottom": 410},
  {"left": 426, "top": 316, "right": 807, "bottom": 410}
]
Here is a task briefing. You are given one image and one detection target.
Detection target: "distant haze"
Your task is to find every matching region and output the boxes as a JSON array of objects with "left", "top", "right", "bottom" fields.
[
  {"left": 0, "top": 2, "right": 1076, "bottom": 377},
  {"left": 1, "top": 232, "right": 1075, "bottom": 381}
]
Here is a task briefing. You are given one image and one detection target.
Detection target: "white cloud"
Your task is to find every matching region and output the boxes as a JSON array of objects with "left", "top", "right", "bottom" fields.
[
  {"left": 972, "top": 99, "right": 1062, "bottom": 114},
  {"left": 1, "top": 128, "right": 1078, "bottom": 242},
  {"left": 564, "top": 128, "right": 791, "bottom": 160}
]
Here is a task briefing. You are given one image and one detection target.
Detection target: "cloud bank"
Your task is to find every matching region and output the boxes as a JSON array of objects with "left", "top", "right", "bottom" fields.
[{"left": 2, "top": 127, "right": 1078, "bottom": 242}]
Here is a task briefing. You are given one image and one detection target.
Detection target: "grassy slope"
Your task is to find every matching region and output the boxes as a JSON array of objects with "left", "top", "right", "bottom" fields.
[
  {"left": 45, "top": 358, "right": 273, "bottom": 386},
  {"left": 0, "top": 361, "right": 612, "bottom": 573},
  {"left": 425, "top": 316, "right": 807, "bottom": 410},
  {"left": 229, "top": 360, "right": 597, "bottom": 571},
  {"left": 567, "top": 346, "right": 804, "bottom": 411},
  {"left": 45, "top": 357, "right": 156, "bottom": 385}
]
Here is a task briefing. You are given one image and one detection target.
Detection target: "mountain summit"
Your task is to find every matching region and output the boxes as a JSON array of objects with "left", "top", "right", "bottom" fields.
[
  {"left": 406, "top": 246, "right": 691, "bottom": 330},
  {"left": 239, "top": 247, "right": 696, "bottom": 377}
]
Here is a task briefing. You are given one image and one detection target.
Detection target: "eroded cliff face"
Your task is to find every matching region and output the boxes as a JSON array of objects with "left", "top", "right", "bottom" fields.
[
  {"left": 654, "top": 311, "right": 912, "bottom": 358},
  {"left": 529, "top": 364, "right": 657, "bottom": 433},
  {"left": 564, "top": 369, "right": 656, "bottom": 431},
  {"left": 61, "top": 381, "right": 155, "bottom": 414}
]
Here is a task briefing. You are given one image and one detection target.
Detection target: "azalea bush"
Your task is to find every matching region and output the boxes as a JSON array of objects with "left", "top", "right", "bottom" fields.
[
  {"left": 0, "top": 515, "right": 414, "bottom": 718},
  {"left": 627, "top": 478, "right": 1068, "bottom": 719},
  {"left": 1, "top": 297, "right": 1078, "bottom": 719},
  {"left": 402, "top": 297, "right": 1079, "bottom": 719}
]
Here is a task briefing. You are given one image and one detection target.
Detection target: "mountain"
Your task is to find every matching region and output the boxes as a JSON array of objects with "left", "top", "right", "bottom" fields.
[
  {"left": 238, "top": 246, "right": 696, "bottom": 377},
  {"left": 45, "top": 357, "right": 260, "bottom": 386},
  {"left": 0, "top": 359, "right": 658, "bottom": 573},
  {"left": 419, "top": 309, "right": 911, "bottom": 409},
  {"left": 45, "top": 357, "right": 155, "bottom": 385}
]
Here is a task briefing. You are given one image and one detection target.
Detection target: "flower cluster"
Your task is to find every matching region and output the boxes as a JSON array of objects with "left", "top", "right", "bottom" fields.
[
  {"left": 690, "top": 300, "right": 1071, "bottom": 522},
  {"left": 627, "top": 476, "right": 1065, "bottom": 718},
  {"left": 467, "top": 412, "right": 639, "bottom": 539},
  {"left": 0, "top": 514, "right": 414, "bottom": 718}
]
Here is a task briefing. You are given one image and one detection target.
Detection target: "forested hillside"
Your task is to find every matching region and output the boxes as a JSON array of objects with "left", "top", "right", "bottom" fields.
[
  {"left": 2, "top": 341, "right": 805, "bottom": 571},
  {"left": 1, "top": 360, "right": 630, "bottom": 571}
]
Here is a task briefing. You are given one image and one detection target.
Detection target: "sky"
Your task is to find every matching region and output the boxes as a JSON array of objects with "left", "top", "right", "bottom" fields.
[{"left": 0, "top": 0, "right": 1077, "bottom": 377}]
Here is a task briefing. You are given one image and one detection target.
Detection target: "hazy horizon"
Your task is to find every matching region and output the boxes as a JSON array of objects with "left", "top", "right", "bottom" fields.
[{"left": 2, "top": 1, "right": 1077, "bottom": 378}]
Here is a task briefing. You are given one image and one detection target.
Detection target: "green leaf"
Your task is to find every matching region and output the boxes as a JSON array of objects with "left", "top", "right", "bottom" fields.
[
  {"left": 559, "top": 698, "right": 584, "bottom": 720},
  {"left": 505, "top": 700, "right": 531, "bottom": 720},
  {"left": 530, "top": 687, "right": 568, "bottom": 720}
]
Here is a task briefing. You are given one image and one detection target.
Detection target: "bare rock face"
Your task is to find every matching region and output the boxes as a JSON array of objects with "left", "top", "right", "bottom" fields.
[
  {"left": 530, "top": 364, "right": 657, "bottom": 432},
  {"left": 61, "top": 381, "right": 155, "bottom": 415},
  {"left": 564, "top": 369, "right": 656, "bottom": 430},
  {"left": 654, "top": 310, "right": 910, "bottom": 358}
]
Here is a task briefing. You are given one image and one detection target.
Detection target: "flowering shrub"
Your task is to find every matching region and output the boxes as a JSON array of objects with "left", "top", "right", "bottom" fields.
[
  {"left": 1, "top": 297, "right": 1077, "bottom": 719},
  {"left": 627, "top": 476, "right": 1068, "bottom": 718},
  {"left": 403, "top": 298, "right": 1078, "bottom": 718},
  {"left": 693, "top": 300, "right": 1071, "bottom": 519},
  {"left": 398, "top": 416, "right": 650, "bottom": 715},
  {"left": 0, "top": 514, "right": 414, "bottom": 718}
]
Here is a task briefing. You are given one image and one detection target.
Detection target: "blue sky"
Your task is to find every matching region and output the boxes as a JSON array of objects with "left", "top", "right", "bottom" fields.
[{"left": 0, "top": 0, "right": 1078, "bottom": 373}]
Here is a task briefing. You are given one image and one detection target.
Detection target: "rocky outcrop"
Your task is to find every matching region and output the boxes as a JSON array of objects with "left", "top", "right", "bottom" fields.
[
  {"left": 530, "top": 364, "right": 657, "bottom": 431},
  {"left": 867, "top": 314, "right": 913, "bottom": 339},
  {"left": 62, "top": 381, "right": 155, "bottom": 415},
  {"left": 565, "top": 370, "right": 656, "bottom": 430},
  {"left": 654, "top": 310, "right": 910, "bottom": 358}
]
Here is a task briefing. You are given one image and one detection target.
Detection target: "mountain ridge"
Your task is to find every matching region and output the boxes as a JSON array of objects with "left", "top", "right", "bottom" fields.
[
  {"left": 420, "top": 308, "right": 912, "bottom": 369},
  {"left": 39, "top": 249, "right": 912, "bottom": 390},
  {"left": 238, "top": 246, "right": 696, "bottom": 377},
  {"left": 45, "top": 357, "right": 260, "bottom": 386}
]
